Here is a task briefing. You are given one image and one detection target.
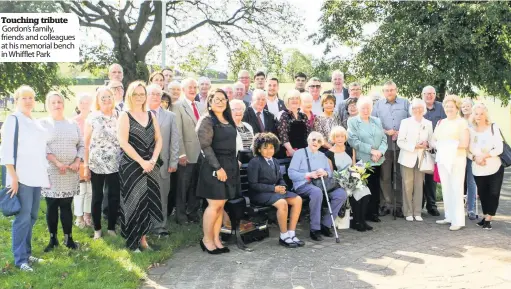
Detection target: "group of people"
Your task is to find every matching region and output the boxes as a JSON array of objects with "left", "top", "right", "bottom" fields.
[{"left": 0, "top": 64, "right": 506, "bottom": 270}]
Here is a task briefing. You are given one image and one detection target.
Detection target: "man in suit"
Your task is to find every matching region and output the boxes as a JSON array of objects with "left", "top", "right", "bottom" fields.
[
  {"left": 107, "top": 80, "right": 125, "bottom": 112},
  {"left": 335, "top": 82, "right": 363, "bottom": 125},
  {"left": 323, "top": 70, "right": 349, "bottom": 110},
  {"left": 242, "top": 89, "right": 277, "bottom": 135},
  {"left": 194, "top": 76, "right": 211, "bottom": 108},
  {"left": 171, "top": 78, "right": 204, "bottom": 224},
  {"left": 265, "top": 77, "right": 286, "bottom": 117},
  {"left": 147, "top": 84, "right": 180, "bottom": 235},
  {"left": 233, "top": 81, "right": 250, "bottom": 107}
]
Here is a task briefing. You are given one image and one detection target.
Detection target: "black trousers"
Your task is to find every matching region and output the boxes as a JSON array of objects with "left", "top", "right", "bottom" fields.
[
  {"left": 167, "top": 172, "right": 178, "bottom": 216},
  {"left": 474, "top": 166, "right": 504, "bottom": 216},
  {"left": 366, "top": 166, "right": 381, "bottom": 218},
  {"left": 350, "top": 195, "right": 370, "bottom": 225},
  {"left": 45, "top": 197, "right": 73, "bottom": 235},
  {"left": 91, "top": 171, "right": 120, "bottom": 231},
  {"left": 175, "top": 163, "right": 201, "bottom": 223},
  {"left": 422, "top": 173, "right": 437, "bottom": 210}
]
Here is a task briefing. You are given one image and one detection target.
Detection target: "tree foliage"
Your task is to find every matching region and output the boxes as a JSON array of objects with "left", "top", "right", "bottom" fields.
[
  {"left": 283, "top": 49, "right": 313, "bottom": 81},
  {"left": 59, "top": 0, "right": 300, "bottom": 86},
  {"left": 0, "top": 1, "right": 71, "bottom": 102},
  {"left": 179, "top": 44, "right": 217, "bottom": 76},
  {"left": 315, "top": 1, "right": 511, "bottom": 102},
  {"left": 228, "top": 42, "right": 284, "bottom": 80}
]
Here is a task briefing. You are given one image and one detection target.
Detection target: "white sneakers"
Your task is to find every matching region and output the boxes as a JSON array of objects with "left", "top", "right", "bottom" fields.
[
  {"left": 414, "top": 216, "right": 423, "bottom": 222},
  {"left": 436, "top": 219, "right": 450, "bottom": 225},
  {"left": 406, "top": 216, "right": 414, "bottom": 222},
  {"left": 19, "top": 263, "right": 33, "bottom": 272},
  {"left": 28, "top": 256, "right": 44, "bottom": 264},
  {"left": 449, "top": 226, "right": 462, "bottom": 231}
]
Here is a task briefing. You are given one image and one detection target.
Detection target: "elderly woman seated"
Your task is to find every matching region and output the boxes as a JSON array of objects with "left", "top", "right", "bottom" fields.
[
  {"left": 247, "top": 133, "right": 304, "bottom": 248},
  {"left": 288, "top": 131, "right": 347, "bottom": 241},
  {"left": 230, "top": 99, "right": 254, "bottom": 162}
]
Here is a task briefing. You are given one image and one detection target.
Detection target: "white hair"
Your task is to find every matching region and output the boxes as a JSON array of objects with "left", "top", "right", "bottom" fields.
[
  {"left": 421, "top": 85, "right": 436, "bottom": 94},
  {"left": 300, "top": 92, "right": 313, "bottom": 102},
  {"left": 198, "top": 77, "right": 211, "bottom": 85},
  {"left": 108, "top": 63, "right": 123, "bottom": 73},
  {"left": 307, "top": 131, "right": 324, "bottom": 144},
  {"left": 146, "top": 84, "right": 162, "bottom": 95},
  {"left": 230, "top": 99, "right": 246, "bottom": 112},
  {"left": 284, "top": 89, "right": 301, "bottom": 105},
  {"left": 356, "top": 96, "right": 374, "bottom": 112},
  {"left": 238, "top": 70, "right": 250, "bottom": 78},
  {"left": 252, "top": 89, "right": 267, "bottom": 101},
  {"left": 409, "top": 98, "right": 427, "bottom": 115},
  {"left": 181, "top": 78, "right": 197, "bottom": 89},
  {"left": 331, "top": 70, "right": 344, "bottom": 79},
  {"left": 76, "top": 92, "right": 92, "bottom": 105},
  {"left": 168, "top": 81, "right": 181, "bottom": 89}
]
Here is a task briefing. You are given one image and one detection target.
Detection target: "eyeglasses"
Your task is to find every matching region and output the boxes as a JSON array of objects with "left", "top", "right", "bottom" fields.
[
  {"left": 112, "top": 86, "right": 124, "bottom": 91},
  {"left": 231, "top": 107, "right": 244, "bottom": 112},
  {"left": 309, "top": 85, "right": 321, "bottom": 89},
  {"left": 350, "top": 88, "right": 362, "bottom": 91},
  {"left": 133, "top": 93, "right": 146, "bottom": 98},
  {"left": 100, "top": 95, "right": 112, "bottom": 101},
  {"left": 212, "top": 98, "right": 227, "bottom": 104},
  {"left": 149, "top": 92, "right": 162, "bottom": 96}
]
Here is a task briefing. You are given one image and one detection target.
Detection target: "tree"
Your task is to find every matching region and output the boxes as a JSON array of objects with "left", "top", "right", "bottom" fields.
[
  {"left": 59, "top": 0, "right": 300, "bottom": 86},
  {"left": 283, "top": 49, "right": 313, "bottom": 81},
  {"left": 228, "top": 41, "right": 263, "bottom": 80},
  {"left": 314, "top": 1, "right": 511, "bottom": 102},
  {"left": 0, "top": 1, "right": 71, "bottom": 102},
  {"left": 179, "top": 44, "right": 217, "bottom": 76}
]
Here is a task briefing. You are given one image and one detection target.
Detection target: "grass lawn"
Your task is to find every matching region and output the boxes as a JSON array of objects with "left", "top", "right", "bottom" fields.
[{"left": 0, "top": 201, "right": 201, "bottom": 289}]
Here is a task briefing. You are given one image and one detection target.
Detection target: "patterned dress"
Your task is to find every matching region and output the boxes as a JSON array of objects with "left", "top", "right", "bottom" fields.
[
  {"left": 119, "top": 112, "right": 163, "bottom": 250},
  {"left": 40, "top": 118, "right": 84, "bottom": 198},
  {"left": 87, "top": 111, "right": 121, "bottom": 174}
]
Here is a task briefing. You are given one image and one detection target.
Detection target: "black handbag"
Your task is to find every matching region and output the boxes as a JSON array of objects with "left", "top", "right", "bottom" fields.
[
  {"left": 304, "top": 149, "right": 339, "bottom": 193},
  {"left": 0, "top": 115, "right": 21, "bottom": 217},
  {"left": 491, "top": 124, "right": 511, "bottom": 168}
]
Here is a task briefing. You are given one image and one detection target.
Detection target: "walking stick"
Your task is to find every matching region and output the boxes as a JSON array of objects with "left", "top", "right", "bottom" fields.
[
  {"left": 393, "top": 139, "right": 397, "bottom": 220},
  {"left": 320, "top": 176, "right": 341, "bottom": 243}
]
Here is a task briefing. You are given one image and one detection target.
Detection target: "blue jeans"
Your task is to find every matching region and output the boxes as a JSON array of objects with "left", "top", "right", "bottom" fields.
[
  {"left": 12, "top": 183, "right": 41, "bottom": 266},
  {"left": 295, "top": 183, "right": 347, "bottom": 231},
  {"left": 465, "top": 159, "right": 477, "bottom": 213}
]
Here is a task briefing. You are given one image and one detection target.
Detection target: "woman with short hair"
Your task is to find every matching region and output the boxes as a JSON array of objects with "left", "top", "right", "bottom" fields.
[
  {"left": 396, "top": 98, "right": 433, "bottom": 222},
  {"left": 277, "top": 90, "right": 311, "bottom": 158},
  {"left": 0, "top": 85, "right": 50, "bottom": 272},
  {"left": 84, "top": 87, "right": 122, "bottom": 240},
  {"left": 73, "top": 93, "right": 93, "bottom": 228},
  {"left": 347, "top": 96, "right": 387, "bottom": 223},
  {"left": 230, "top": 99, "right": 254, "bottom": 154},
  {"left": 469, "top": 103, "right": 504, "bottom": 230},
  {"left": 432, "top": 95, "right": 470, "bottom": 231},
  {"left": 40, "top": 92, "right": 84, "bottom": 252},
  {"left": 314, "top": 93, "right": 339, "bottom": 151}
]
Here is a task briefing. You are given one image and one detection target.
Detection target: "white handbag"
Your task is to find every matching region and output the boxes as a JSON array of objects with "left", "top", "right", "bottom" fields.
[{"left": 419, "top": 150, "right": 435, "bottom": 174}]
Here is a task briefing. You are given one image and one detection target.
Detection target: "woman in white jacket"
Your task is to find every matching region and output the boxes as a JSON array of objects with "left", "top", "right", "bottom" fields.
[{"left": 397, "top": 98, "right": 433, "bottom": 222}]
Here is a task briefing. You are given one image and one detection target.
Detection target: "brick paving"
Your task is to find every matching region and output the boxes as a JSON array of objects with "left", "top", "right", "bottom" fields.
[{"left": 143, "top": 170, "right": 511, "bottom": 289}]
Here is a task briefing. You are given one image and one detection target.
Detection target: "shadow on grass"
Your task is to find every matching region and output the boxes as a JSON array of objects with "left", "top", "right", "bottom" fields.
[{"left": 0, "top": 201, "right": 201, "bottom": 289}]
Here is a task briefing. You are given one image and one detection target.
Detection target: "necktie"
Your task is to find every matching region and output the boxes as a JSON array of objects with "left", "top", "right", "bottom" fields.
[
  {"left": 256, "top": 112, "right": 265, "bottom": 131},
  {"left": 267, "top": 159, "right": 273, "bottom": 167},
  {"left": 191, "top": 102, "right": 200, "bottom": 121}
]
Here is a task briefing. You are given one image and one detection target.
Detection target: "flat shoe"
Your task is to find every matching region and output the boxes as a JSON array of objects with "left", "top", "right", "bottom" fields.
[
  {"left": 436, "top": 219, "right": 450, "bottom": 225},
  {"left": 405, "top": 216, "right": 414, "bottom": 222},
  {"left": 279, "top": 237, "right": 298, "bottom": 248},
  {"left": 414, "top": 216, "right": 423, "bottom": 222},
  {"left": 449, "top": 226, "right": 462, "bottom": 231}
]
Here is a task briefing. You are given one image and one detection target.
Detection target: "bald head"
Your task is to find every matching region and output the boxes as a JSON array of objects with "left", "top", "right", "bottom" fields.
[{"left": 108, "top": 63, "right": 123, "bottom": 82}]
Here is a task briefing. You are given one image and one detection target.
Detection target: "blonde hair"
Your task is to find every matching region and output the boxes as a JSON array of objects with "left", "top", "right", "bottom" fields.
[
  {"left": 460, "top": 97, "right": 474, "bottom": 117},
  {"left": 14, "top": 85, "right": 36, "bottom": 101},
  {"left": 93, "top": 86, "right": 115, "bottom": 112},
  {"left": 470, "top": 103, "right": 491, "bottom": 127},
  {"left": 284, "top": 89, "right": 301, "bottom": 105},
  {"left": 329, "top": 125, "right": 347, "bottom": 143},
  {"left": 125, "top": 81, "right": 147, "bottom": 111},
  {"left": 442, "top": 94, "right": 462, "bottom": 110},
  {"left": 45, "top": 91, "right": 65, "bottom": 112},
  {"left": 321, "top": 93, "right": 336, "bottom": 107}
]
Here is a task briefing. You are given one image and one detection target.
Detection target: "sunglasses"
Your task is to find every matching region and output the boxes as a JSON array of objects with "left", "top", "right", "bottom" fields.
[{"left": 311, "top": 138, "right": 323, "bottom": 144}]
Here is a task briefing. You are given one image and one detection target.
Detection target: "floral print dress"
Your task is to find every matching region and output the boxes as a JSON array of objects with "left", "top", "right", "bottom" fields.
[{"left": 87, "top": 111, "right": 121, "bottom": 174}]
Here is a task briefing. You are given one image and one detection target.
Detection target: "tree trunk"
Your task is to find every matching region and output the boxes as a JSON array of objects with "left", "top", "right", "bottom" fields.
[
  {"left": 113, "top": 36, "right": 149, "bottom": 87},
  {"left": 437, "top": 80, "right": 447, "bottom": 101}
]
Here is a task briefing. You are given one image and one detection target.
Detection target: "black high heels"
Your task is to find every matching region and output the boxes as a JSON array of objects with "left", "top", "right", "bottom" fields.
[{"left": 199, "top": 240, "right": 222, "bottom": 255}]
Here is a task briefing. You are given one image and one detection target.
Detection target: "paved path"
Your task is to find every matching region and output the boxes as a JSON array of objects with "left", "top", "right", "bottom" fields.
[{"left": 143, "top": 170, "right": 511, "bottom": 289}]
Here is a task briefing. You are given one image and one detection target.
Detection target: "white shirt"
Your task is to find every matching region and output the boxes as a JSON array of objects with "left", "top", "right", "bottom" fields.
[
  {"left": 0, "top": 111, "right": 50, "bottom": 188},
  {"left": 312, "top": 98, "right": 323, "bottom": 115},
  {"left": 266, "top": 97, "right": 280, "bottom": 117},
  {"left": 251, "top": 107, "right": 266, "bottom": 128},
  {"left": 469, "top": 124, "right": 503, "bottom": 176},
  {"left": 184, "top": 97, "right": 201, "bottom": 117}
]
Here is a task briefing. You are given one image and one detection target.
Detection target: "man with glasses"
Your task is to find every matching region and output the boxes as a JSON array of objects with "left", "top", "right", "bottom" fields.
[
  {"left": 335, "top": 82, "right": 363, "bottom": 125},
  {"left": 242, "top": 89, "right": 277, "bottom": 135},
  {"left": 147, "top": 84, "right": 180, "bottom": 236},
  {"left": 372, "top": 81, "right": 410, "bottom": 218},
  {"left": 307, "top": 77, "right": 323, "bottom": 115},
  {"left": 171, "top": 78, "right": 203, "bottom": 224},
  {"left": 421, "top": 86, "right": 445, "bottom": 217},
  {"left": 323, "top": 70, "right": 349, "bottom": 105},
  {"left": 294, "top": 72, "right": 307, "bottom": 93},
  {"left": 238, "top": 70, "right": 253, "bottom": 103},
  {"left": 108, "top": 80, "right": 125, "bottom": 112}
]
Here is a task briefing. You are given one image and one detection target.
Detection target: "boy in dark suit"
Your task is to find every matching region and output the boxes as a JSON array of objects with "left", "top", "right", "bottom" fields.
[{"left": 247, "top": 133, "right": 304, "bottom": 248}]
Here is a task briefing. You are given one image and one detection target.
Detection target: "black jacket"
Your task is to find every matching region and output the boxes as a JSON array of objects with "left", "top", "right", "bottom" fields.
[
  {"left": 242, "top": 107, "right": 277, "bottom": 135},
  {"left": 247, "top": 156, "right": 286, "bottom": 194}
]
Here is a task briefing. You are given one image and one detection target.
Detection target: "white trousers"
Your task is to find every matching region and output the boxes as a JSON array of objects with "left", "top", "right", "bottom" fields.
[
  {"left": 73, "top": 181, "right": 92, "bottom": 216},
  {"left": 438, "top": 155, "right": 466, "bottom": 227}
]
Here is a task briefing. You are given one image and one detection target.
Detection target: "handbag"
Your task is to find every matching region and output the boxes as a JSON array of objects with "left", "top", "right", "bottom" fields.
[
  {"left": 0, "top": 115, "right": 22, "bottom": 217},
  {"left": 304, "top": 149, "right": 339, "bottom": 193},
  {"left": 491, "top": 124, "right": 511, "bottom": 168},
  {"left": 433, "top": 164, "right": 441, "bottom": 183},
  {"left": 419, "top": 150, "right": 435, "bottom": 174}
]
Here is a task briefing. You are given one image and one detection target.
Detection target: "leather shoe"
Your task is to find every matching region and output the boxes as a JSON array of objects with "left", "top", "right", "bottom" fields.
[
  {"left": 367, "top": 215, "right": 381, "bottom": 222},
  {"left": 428, "top": 208, "right": 440, "bottom": 216},
  {"left": 362, "top": 222, "right": 373, "bottom": 231},
  {"left": 353, "top": 223, "right": 366, "bottom": 232},
  {"left": 279, "top": 238, "right": 298, "bottom": 248},
  {"left": 379, "top": 207, "right": 391, "bottom": 216},
  {"left": 310, "top": 230, "right": 323, "bottom": 241},
  {"left": 320, "top": 225, "right": 333, "bottom": 237},
  {"left": 393, "top": 208, "right": 405, "bottom": 218}
]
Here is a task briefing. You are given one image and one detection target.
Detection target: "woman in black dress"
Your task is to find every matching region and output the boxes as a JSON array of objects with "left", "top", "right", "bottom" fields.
[
  {"left": 277, "top": 89, "right": 311, "bottom": 158},
  {"left": 196, "top": 89, "right": 240, "bottom": 254},
  {"left": 117, "top": 81, "right": 163, "bottom": 252}
]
